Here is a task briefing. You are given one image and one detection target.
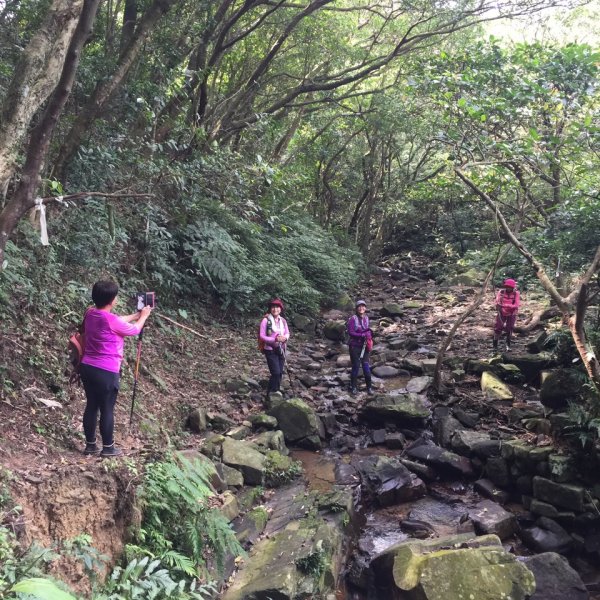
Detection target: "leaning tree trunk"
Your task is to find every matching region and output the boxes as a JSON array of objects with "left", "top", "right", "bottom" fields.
[
  {"left": 0, "top": 0, "right": 101, "bottom": 267},
  {"left": 456, "top": 167, "right": 600, "bottom": 391},
  {"left": 0, "top": 0, "right": 84, "bottom": 196}
]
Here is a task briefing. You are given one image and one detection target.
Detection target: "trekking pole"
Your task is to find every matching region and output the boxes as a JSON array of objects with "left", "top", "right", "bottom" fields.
[
  {"left": 129, "top": 327, "right": 144, "bottom": 431},
  {"left": 283, "top": 347, "right": 294, "bottom": 393}
]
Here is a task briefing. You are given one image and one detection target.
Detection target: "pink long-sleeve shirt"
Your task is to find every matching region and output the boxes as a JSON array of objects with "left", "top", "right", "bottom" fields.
[
  {"left": 496, "top": 289, "right": 520, "bottom": 317},
  {"left": 259, "top": 315, "right": 289, "bottom": 352},
  {"left": 81, "top": 309, "right": 142, "bottom": 373}
]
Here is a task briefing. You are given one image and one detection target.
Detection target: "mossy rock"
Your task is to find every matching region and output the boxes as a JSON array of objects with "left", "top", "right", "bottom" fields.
[
  {"left": 481, "top": 371, "right": 513, "bottom": 401},
  {"left": 540, "top": 368, "right": 587, "bottom": 410}
]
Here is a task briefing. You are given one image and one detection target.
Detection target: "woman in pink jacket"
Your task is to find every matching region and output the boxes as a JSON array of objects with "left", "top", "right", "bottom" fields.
[
  {"left": 80, "top": 280, "right": 152, "bottom": 457},
  {"left": 493, "top": 278, "right": 520, "bottom": 352},
  {"left": 259, "top": 298, "right": 290, "bottom": 399}
]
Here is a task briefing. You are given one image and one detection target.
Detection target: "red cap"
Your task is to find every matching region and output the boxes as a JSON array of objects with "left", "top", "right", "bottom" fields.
[
  {"left": 503, "top": 278, "right": 516, "bottom": 288},
  {"left": 268, "top": 298, "right": 284, "bottom": 310}
]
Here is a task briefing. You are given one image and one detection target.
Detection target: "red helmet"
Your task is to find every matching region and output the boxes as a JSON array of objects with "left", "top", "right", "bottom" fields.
[
  {"left": 503, "top": 278, "right": 517, "bottom": 288},
  {"left": 268, "top": 298, "right": 285, "bottom": 310}
]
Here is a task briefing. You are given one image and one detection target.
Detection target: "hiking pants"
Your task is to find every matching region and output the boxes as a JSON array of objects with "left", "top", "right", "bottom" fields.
[
  {"left": 264, "top": 350, "right": 285, "bottom": 393},
  {"left": 494, "top": 313, "right": 517, "bottom": 338},
  {"left": 349, "top": 346, "right": 371, "bottom": 379},
  {"left": 80, "top": 363, "right": 120, "bottom": 446}
]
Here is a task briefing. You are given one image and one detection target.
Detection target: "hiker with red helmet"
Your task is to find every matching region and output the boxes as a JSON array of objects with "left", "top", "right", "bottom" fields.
[
  {"left": 259, "top": 298, "right": 290, "bottom": 398},
  {"left": 348, "top": 299, "right": 374, "bottom": 395},
  {"left": 493, "top": 278, "right": 520, "bottom": 351}
]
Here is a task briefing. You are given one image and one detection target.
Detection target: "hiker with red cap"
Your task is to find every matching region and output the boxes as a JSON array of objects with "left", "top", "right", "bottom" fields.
[
  {"left": 493, "top": 279, "right": 520, "bottom": 351},
  {"left": 259, "top": 298, "right": 290, "bottom": 398}
]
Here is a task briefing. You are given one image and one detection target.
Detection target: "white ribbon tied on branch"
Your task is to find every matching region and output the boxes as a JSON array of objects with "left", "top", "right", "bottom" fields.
[{"left": 34, "top": 197, "right": 49, "bottom": 246}]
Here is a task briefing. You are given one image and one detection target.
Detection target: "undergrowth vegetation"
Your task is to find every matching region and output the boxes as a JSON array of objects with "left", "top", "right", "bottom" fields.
[{"left": 0, "top": 455, "right": 238, "bottom": 600}]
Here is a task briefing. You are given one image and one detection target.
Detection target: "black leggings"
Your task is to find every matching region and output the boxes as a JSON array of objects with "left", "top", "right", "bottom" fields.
[
  {"left": 264, "top": 350, "right": 285, "bottom": 393},
  {"left": 80, "top": 364, "right": 120, "bottom": 446}
]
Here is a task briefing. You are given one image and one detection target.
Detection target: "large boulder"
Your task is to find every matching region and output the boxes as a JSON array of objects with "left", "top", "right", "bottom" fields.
[
  {"left": 323, "top": 320, "right": 346, "bottom": 342},
  {"left": 524, "top": 552, "right": 589, "bottom": 600},
  {"left": 354, "top": 455, "right": 426, "bottom": 507},
  {"left": 292, "top": 314, "right": 317, "bottom": 334},
  {"left": 520, "top": 516, "right": 573, "bottom": 554},
  {"left": 361, "top": 393, "right": 430, "bottom": 425},
  {"left": 447, "top": 269, "right": 483, "bottom": 286},
  {"left": 370, "top": 534, "right": 535, "bottom": 600},
  {"left": 540, "top": 368, "right": 587, "bottom": 410},
  {"left": 532, "top": 476, "right": 585, "bottom": 512},
  {"left": 406, "top": 444, "right": 474, "bottom": 478},
  {"left": 268, "top": 399, "right": 325, "bottom": 449},
  {"left": 468, "top": 499, "right": 517, "bottom": 540}
]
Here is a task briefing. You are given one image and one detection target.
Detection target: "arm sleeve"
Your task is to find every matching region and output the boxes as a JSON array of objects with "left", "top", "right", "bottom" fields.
[
  {"left": 282, "top": 319, "right": 290, "bottom": 340},
  {"left": 109, "top": 315, "right": 142, "bottom": 337},
  {"left": 495, "top": 291, "right": 502, "bottom": 306},
  {"left": 513, "top": 291, "right": 521, "bottom": 312},
  {"left": 259, "top": 317, "right": 278, "bottom": 344}
]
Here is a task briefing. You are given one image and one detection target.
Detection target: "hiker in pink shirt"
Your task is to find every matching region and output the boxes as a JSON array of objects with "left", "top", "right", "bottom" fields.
[
  {"left": 80, "top": 280, "right": 151, "bottom": 457},
  {"left": 493, "top": 278, "right": 520, "bottom": 352}
]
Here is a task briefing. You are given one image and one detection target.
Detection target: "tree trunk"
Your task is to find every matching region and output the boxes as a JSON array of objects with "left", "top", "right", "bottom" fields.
[
  {"left": 53, "top": 0, "right": 179, "bottom": 178},
  {"left": 456, "top": 167, "right": 600, "bottom": 391},
  {"left": 0, "top": 0, "right": 84, "bottom": 195},
  {"left": 0, "top": 0, "right": 101, "bottom": 267}
]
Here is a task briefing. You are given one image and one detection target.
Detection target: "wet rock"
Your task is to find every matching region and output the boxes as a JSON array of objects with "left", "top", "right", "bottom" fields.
[
  {"left": 485, "top": 457, "right": 511, "bottom": 487},
  {"left": 221, "top": 438, "right": 266, "bottom": 486},
  {"left": 469, "top": 499, "right": 517, "bottom": 540},
  {"left": 406, "top": 376, "right": 432, "bottom": 393},
  {"left": 400, "top": 459, "right": 438, "bottom": 481},
  {"left": 323, "top": 320, "right": 346, "bottom": 342},
  {"left": 533, "top": 476, "right": 585, "bottom": 512},
  {"left": 540, "top": 368, "right": 587, "bottom": 410},
  {"left": 452, "top": 408, "right": 479, "bottom": 428},
  {"left": 433, "top": 410, "right": 463, "bottom": 447},
  {"left": 385, "top": 432, "right": 406, "bottom": 449},
  {"left": 400, "top": 519, "right": 436, "bottom": 538},
  {"left": 474, "top": 479, "right": 509, "bottom": 504},
  {"left": 371, "top": 429, "right": 386, "bottom": 445},
  {"left": 450, "top": 430, "right": 494, "bottom": 456},
  {"left": 268, "top": 399, "right": 325, "bottom": 449},
  {"left": 188, "top": 407, "right": 207, "bottom": 432},
  {"left": 481, "top": 371, "right": 514, "bottom": 401},
  {"left": 233, "top": 506, "right": 269, "bottom": 546},
  {"left": 371, "top": 365, "right": 400, "bottom": 378},
  {"left": 530, "top": 499, "right": 561, "bottom": 518},
  {"left": 465, "top": 358, "right": 496, "bottom": 374},
  {"left": 355, "top": 455, "right": 426, "bottom": 507},
  {"left": 524, "top": 552, "right": 589, "bottom": 600},
  {"left": 408, "top": 497, "right": 468, "bottom": 535},
  {"left": 406, "top": 444, "right": 474, "bottom": 478},
  {"left": 335, "top": 462, "right": 360, "bottom": 486},
  {"left": 361, "top": 393, "right": 430, "bottom": 424},
  {"left": 520, "top": 516, "right": 573, "bottom": 553},
  {"left": 370, "top": 534, "right": 534, "bottom": 600}
]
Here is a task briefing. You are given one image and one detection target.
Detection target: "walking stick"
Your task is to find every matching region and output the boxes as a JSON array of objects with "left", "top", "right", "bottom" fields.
[
  {"left": 282, "top": 346, "right": 295, "bottom": 393},
  {"left": 129, "top": 327, "right": 144, "bottom": 431},
  {"left": 359, "top": 337, "right": 367, "bottom": 360}
]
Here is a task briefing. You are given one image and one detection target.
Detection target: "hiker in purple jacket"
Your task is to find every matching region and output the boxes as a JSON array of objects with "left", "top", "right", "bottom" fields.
[
  {"left": 80, "top": 280, "right": 151, "bottom": 457},
  {"left": 347, "top": 299, "right": 373, "bottom": 395},
  {"left": 259, "top": 298, "right": 290, "bottom": 399}
]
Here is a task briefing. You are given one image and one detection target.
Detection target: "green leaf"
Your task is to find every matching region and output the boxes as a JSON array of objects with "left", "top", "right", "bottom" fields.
[
  {"left": 178, "top": 309, "right": 188, "bottom": 319},
  {"left": 11, "top": 578, "right": 76, "bottom": 600}
]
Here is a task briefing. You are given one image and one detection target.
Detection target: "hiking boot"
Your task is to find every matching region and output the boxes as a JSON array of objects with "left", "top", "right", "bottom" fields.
[
  {"left": 350, "top": 377, "right": 358, "bottom": 395},
  {"left": 365, "top": 376, "right": 374, "bottom": 396},
  {"left": 83, "top": 441, "right": 100, "bottom": 455},
  {"left": 492, "top": 338, "right": 498, "bottom": 351},
  {"left": 505, "top": 342, "right": 511, "bottom": 352},
  {"left": 101, "top": 445, "right": 123, "bottom": 458}
]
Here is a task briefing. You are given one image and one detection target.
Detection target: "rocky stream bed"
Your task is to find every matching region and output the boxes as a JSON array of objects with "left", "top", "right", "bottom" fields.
[{"left": 180, "top": 267, "right": 600, "bottom": 599}]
